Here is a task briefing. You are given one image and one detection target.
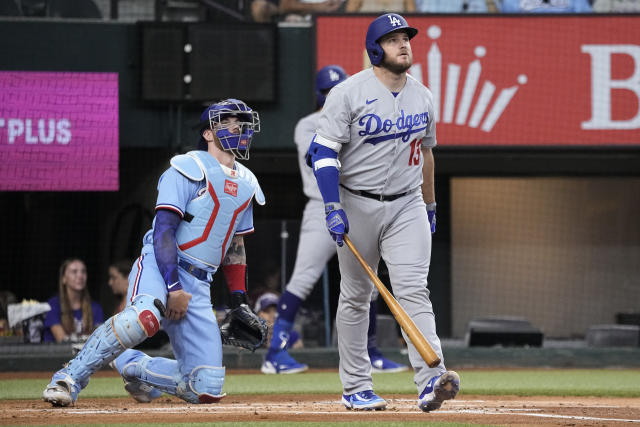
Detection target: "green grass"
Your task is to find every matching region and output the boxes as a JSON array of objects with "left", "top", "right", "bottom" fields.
[{"left": 3, "top": 368, "right": 640, "bottom": 401}]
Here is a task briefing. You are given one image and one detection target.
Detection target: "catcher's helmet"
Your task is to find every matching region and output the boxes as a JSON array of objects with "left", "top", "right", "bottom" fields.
[
  {"left": 366, "top": 13, "right": 418, "bottom": 66},
  {"left": 199, "top": 99, "right": 260, "bottom": 160},
  {"left": 315, "top": 65, "right": 348, "bottom": 108}
]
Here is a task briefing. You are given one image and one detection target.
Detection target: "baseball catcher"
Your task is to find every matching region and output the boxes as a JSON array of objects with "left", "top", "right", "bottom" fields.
[{"left": 220, "top": 292, "right": 268, "bottom": 352}]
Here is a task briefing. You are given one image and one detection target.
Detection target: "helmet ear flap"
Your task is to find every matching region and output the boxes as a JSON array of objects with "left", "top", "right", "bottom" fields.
[{"left": 369, "top": 43, "right": 383, "bottom": 66}]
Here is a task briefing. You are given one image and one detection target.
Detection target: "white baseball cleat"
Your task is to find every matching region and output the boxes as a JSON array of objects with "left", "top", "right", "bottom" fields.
[
  {"left": 42, "top": 376, "right": 78, "bottom": 407},
  {"left": 418, "top": 370, "right": 460, "bottom": 412}
]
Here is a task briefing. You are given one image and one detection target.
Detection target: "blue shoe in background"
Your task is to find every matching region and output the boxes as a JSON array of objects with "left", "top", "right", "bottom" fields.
[
  {"left": 369, "top": 348, "right": 409, "bottom": 373},
  {"left": 261, "top": 349, "right": 308, "bottom": 374}
]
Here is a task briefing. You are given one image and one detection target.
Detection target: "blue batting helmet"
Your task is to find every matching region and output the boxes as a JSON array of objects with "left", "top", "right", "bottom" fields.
[
  {"left": 365, "top": 13, "right": 418, "bottom": 66},
  {"left": 198, "top": 98, "right": 260, "bottom": 160},
  {"left": 315, "top": 65, "right": 348, "bottom": 108}
]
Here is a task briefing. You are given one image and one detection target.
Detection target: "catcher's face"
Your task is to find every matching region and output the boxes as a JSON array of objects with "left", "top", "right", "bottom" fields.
[{"left": 379, "top": 30, "right": 412, "bottom": 74}]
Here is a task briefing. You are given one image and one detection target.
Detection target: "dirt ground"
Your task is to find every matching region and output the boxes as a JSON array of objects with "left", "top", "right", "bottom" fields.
[{"left": 2, "top": 372, "right": 640, "bottom": 426}]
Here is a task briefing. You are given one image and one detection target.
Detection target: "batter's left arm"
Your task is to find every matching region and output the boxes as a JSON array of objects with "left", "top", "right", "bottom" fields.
[
  {"left": 421, "top": 147, "right": 435, "bottom": 205},
  {"left": 421, "top": 147, "right": 437, "bottom": 234}
]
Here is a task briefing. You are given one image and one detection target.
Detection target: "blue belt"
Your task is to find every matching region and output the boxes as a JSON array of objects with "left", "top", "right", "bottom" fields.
[{"left": 178, "top": 259, "right": 209, "bottom": 281}]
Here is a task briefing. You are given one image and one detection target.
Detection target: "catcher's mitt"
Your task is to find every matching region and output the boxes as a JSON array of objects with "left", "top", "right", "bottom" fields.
[{"left": 219, "top": 304, "right": 268, "bottom": 352}]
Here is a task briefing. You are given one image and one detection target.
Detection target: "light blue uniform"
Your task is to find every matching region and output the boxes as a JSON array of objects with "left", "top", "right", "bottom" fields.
[
  {"left": 46, "top": 150, "right": 264, "bottom": 404},
  {"left": 116, "top": 150, "right": 264, "bottom": 402}
]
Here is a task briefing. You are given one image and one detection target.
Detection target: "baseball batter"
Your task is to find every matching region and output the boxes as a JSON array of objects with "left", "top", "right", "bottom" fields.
[
  {"left": 42, "top": 99, "right": 267, "bottom": 407},
  {"left": 262, "top": 65, "right": 407, "bottom": 375},
  {"left": 307, "top": 14, "right": 459, "bottom": 411}
]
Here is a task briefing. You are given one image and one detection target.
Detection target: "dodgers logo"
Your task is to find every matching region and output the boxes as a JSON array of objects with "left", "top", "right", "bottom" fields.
[{"left": 358, "top": 110, "right": 429, "bottom": 145}]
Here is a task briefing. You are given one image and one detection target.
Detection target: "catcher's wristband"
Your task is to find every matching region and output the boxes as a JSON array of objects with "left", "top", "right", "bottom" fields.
[{"left": 223, "top": 264, "right": 247, "bottom": 294}]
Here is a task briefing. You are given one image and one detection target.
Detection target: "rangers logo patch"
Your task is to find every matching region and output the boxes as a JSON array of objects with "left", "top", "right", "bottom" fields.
[{"left": 224, "top": 179, "right": 238, "bottom": 197}]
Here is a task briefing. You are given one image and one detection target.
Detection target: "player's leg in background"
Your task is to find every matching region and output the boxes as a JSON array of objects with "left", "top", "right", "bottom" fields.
[
  {"left": 380, "top": 193, "right": 458, "bottom": 411},
  {"left": 263, "top": 199, "right": 336, "bottom": 374},
  {"left": 43, "top": 254, "right": 165, "bottom": 407},
  {"left": 114, "top": 268, "right": 225, "bottom": 404}
]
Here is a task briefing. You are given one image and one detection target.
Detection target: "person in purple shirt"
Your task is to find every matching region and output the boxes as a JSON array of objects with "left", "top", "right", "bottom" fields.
[{"left": 43, "top": 258, "right": 104, "bottom": 343}]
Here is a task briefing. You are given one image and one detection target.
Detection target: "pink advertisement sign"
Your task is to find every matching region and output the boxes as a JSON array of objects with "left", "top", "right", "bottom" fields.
[{"left": 0, "top": 71, "right": 118, "bottom": 191}]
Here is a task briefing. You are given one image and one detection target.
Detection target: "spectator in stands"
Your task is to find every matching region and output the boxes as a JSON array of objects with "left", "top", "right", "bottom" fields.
[
  {"left": 346, "top": 0, "right": 415, "bottom": 13},
  {"left": 415, "top": 0, "right": 495, "bottom": 12},
  {"left": 251, "top": 0, "right": 343, "bottom": 22},
  {"left": 280, "top": 0, "right": 344, "bottom": 22},
  {"left": 499, "top": 0, "right": 592, "bottom": 12},
  {"left": 592, "top": 0, "right": 640, "bottom": 12},
  {"left": 251, "top": 0, "right": 279, "bottom": 22},
  {"left": 0, "top": 291, "right": 17, "bottom": 335},
  {"left": 253, "top": 291, "right": 303, "bottom": 350},
  {"left": 43, "top": 258, "right": 104, "bottom": 343},
  {"left": 108, "top": 260, "right": 132, "bottom": 314}
]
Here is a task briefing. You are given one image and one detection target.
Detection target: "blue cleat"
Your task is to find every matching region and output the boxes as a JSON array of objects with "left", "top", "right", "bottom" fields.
[
  {"left": 261, "top": 349, "right": 308, "bottom": 374},
  {"left": 369, "top": 348, "right": 409, "bottom": 373},
  {"left": 342, "top": 390, "right": 387, "bottom": 411},
  {"left": 418, "top": 370, "right": 460, "bottom": 412},
  {"left": 42, "top": 371, "right": 82, "bottom": 407}
]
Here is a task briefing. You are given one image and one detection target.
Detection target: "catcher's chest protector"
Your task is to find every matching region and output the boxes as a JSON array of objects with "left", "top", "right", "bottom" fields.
[{"left": 172, "top": 150, "right": 264, "bottom": 268}]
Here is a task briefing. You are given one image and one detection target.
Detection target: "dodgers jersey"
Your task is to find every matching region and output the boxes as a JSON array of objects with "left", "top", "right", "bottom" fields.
[
  {"left": 294, "top": 111, "right": 323, "bottom": 201},
  {"left": 316, "top": 67, "right": 436, "bottom": 195}
]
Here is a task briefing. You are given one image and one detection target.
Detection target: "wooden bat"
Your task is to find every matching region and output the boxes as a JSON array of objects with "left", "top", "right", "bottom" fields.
[{"left": 343, "top": 235, "right": 441, "bottom": 368}]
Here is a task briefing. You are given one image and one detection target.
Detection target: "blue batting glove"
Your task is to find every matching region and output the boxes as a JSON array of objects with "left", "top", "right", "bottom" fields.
[
  {"left": 426, "top": 202, "right": 436, "bottom": 234},
  {"left": 325, "top": 202, "right": 349, "bottom": 246}
]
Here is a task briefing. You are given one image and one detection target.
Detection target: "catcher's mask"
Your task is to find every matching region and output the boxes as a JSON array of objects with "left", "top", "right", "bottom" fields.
[
  {"left": 200, "top": 99, "right": 260, "bottom": 160},
  {"left": 365, "top": 13, "right": 418, "bottom": 66}
]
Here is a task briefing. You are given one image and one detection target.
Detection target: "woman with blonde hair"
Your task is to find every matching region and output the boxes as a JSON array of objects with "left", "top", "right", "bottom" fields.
[{"left": 43, "top": 258, "right": 104, "bottom": 342}]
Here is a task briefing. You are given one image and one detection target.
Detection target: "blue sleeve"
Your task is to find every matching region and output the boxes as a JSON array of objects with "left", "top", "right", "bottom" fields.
[
  {"left": 308, "top": 139, "right": 341, "bottom": 204},
  {"left": 153, "top": 209, "right": 183, "bottom": 292},
  {"left": 91, "top": 301, "right": 104, "bottom": 325}
]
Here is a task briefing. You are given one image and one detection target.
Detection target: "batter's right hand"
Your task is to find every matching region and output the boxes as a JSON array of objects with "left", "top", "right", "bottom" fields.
[
  {"left": 325, "top": 202, "right": 349, "bottom": 247},
  {"left": 166, "top": 289, "right": 192, "bottom": 320}
]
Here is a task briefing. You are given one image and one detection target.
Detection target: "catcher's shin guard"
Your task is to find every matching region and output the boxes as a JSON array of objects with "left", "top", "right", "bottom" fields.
[
  {"left": 59, "top": 294, "right": 163, "bottom": 386},
  {"left": 119, "top": 352, "right": 226, "bottom": 404}
]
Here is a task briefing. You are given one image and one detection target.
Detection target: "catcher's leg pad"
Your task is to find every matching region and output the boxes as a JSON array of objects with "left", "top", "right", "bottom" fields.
[
  {"left": 187, "top": 366, "right": 226, "bottom": 403},
  {"left": 120, "top": 353, "right": 226, "bottom": 404},
  {"left": 61, "top": 294, "right": 163, "bottom": 385},
  {"left": 113, "top": 294, "right": 163, "bottom": 347}
]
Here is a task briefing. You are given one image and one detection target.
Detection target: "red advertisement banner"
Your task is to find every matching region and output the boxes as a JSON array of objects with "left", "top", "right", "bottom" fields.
[{"left": 316, "top": 15, "right": 640, "bottom": 147}]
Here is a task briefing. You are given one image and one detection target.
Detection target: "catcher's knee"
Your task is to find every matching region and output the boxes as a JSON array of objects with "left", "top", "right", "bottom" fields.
[
  {"left": 113, "top": 294, "right": 162, "bottom": 348},
  {"left": 179, "top": 366, "right": 226, "bottom": 404}
]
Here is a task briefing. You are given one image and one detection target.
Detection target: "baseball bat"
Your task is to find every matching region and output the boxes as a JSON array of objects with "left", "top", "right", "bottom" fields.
[{"left": 343, "top": 235, "right": 441, "bottom": 368}]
